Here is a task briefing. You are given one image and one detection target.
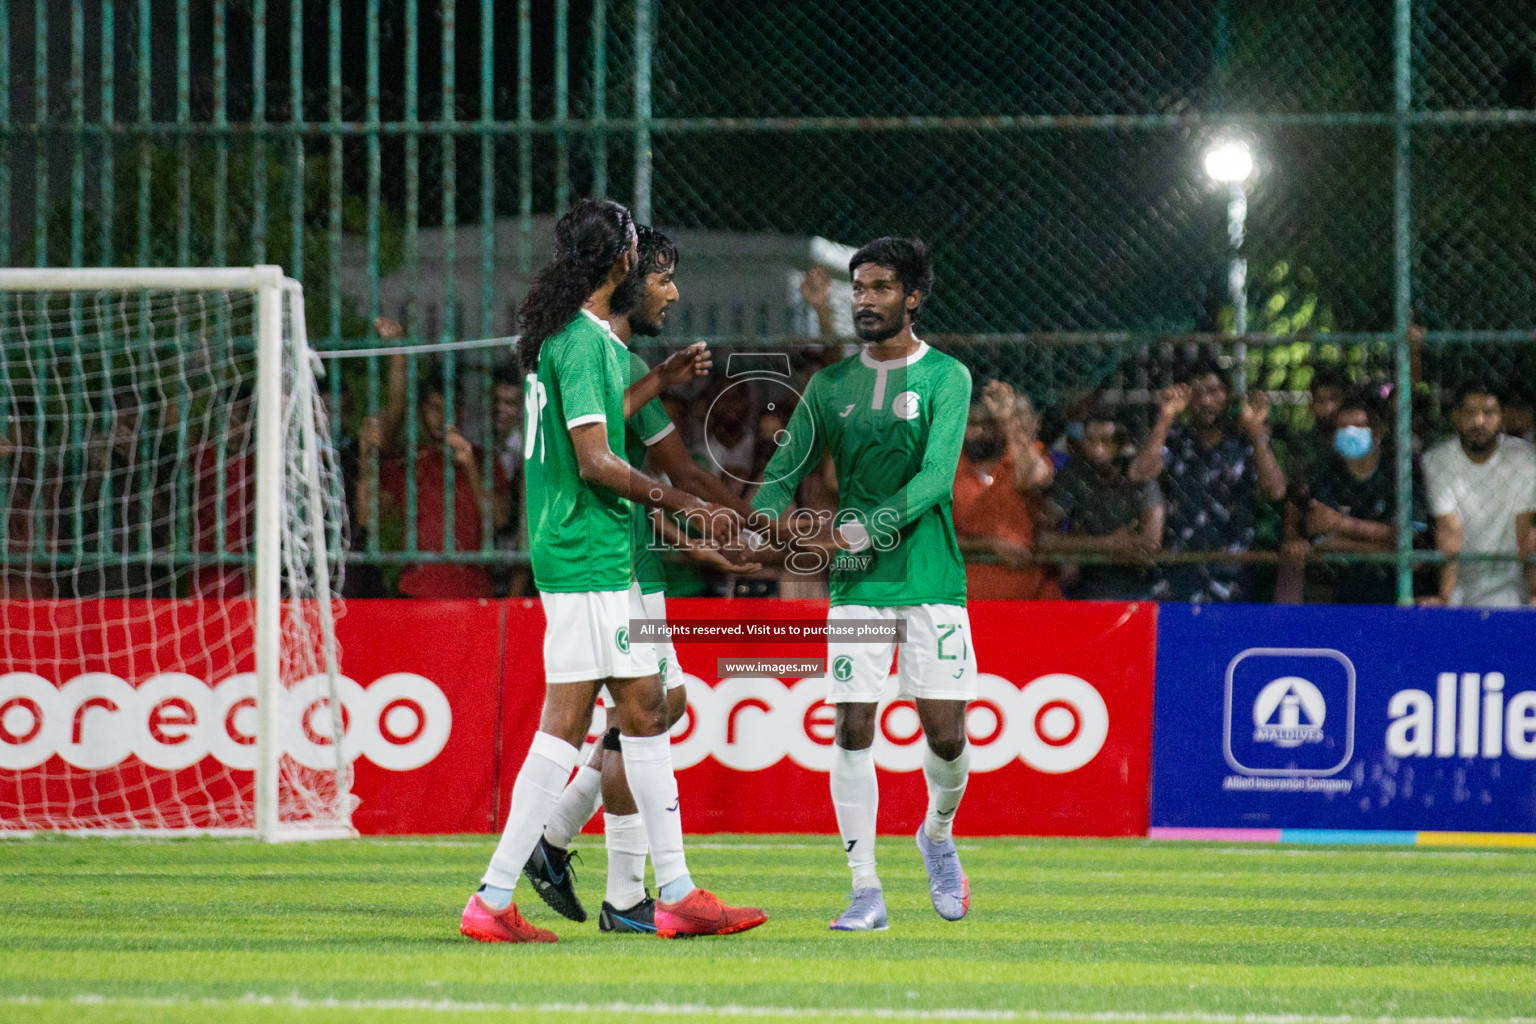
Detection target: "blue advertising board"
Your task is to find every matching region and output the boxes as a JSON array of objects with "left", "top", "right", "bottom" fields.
[{"left": 1151, "top": 604, "right": 1536, "bottom": 835}]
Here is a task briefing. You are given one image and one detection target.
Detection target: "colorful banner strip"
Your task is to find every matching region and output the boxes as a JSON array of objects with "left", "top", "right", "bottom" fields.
[{"left": 1150, "top": 826, "right": 1536, "bottom": 847}]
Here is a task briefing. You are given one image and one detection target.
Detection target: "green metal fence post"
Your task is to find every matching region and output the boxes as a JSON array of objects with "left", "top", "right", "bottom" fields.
[
  {"left": 365, "top": 0, "right": 382, "bottom": 557},
  {"left": 590, "top": 0, "right": 606, "bottom": 199},
  {"left": 633, "top": 0, "right": 652, "bottom": 223},
  {"left": 442, "top": 0, "right": 458, "bottom": 554},
  {"left": 69, "top": 0, "right": 84, "bottom": 269},
  {"left": 176, "top": 0, "right": 190, "bottom": 266},
  {"left": 289, "top": 0, "right": 304, "bottom": 280},
  {"left": 214, "top": 0, "right": 229, "bottom": 268},
  {"left": 33, "top": 1, "right": 47, "bottom": 267},
  {"left": 0, "top": 0, "right": 9, "bottom": 264},
  {"left": 404, "top": 0, "right": 421, "bottom": 555},
  {"left": 328, "top": 0, "right": 343, "bottom": 343},
  {"left": 555, "top": 0, "right": 569, "bottom": 215},
  {"left": 252, "top": 0, "right": 267, "bottom": 264},
  {"left": 518, "top": 0, "right": 531, "bottom": 277},
  {"left": 100, "top": 0, "right": 114, "bottom": 265},
  {"left": 1393, "top": 0, "right": 1414, "bottom": 607}
]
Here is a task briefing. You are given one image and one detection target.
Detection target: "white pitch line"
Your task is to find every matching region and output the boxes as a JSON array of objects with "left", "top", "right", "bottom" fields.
[{"left": 2, "top": 995, "right": 1533, "bottom": 1024}]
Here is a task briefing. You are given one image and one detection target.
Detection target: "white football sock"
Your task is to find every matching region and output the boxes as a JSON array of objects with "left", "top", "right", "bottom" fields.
[
  {"left": 604, "top": 812, "right": 649, "bottom": 910},
  {"left": 543, "top": 763, "right": 603, "bottom": 850},
  {"left": 480, "top": 731, "right": 581, "bottom": 891},
  {"left": 922, "top": 743, "right": 970, "bottom": 843},
  {"left": 830, "top": 744, "right": 880, "bottom": 891},
  {"left": 620, "top": 732, "right": 693, "bottom": 900}
]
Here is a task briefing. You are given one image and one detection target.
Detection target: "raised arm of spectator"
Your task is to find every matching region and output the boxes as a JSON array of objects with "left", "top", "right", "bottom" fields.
[
  {"left": 444, "top": 425, "right": 509, "bottom": 532},
  {"left": 800, "top": 267, "right": 839, "bottom": 341},
  {"left": 369, "top": 318, "right": 409, "bottom": 454},
  {"left": 985, "top": 381, "right": 1053, "bottom": 493},
  {"left": 624, "top": 343, "right": 711, "bottom": 419},
  {"left": 1129, "top": 384, "right": 1188, "bottom": 484},
  {"left": 1239, "top": 391, "right": 1287, "bottom": 501},
  {"left": 354, "top": 416, "right": 393, "bottom": 528}
]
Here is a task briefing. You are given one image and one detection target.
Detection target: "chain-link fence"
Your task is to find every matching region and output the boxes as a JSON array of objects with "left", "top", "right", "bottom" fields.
[{"left": 4, "top": 0, "right": 1535, "bottom": 605}]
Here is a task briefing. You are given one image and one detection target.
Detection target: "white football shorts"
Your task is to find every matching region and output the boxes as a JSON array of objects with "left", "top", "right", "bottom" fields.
[
  {"left": 540, "top": 582, "right": 660, "bottom": 683},
  {"left": 638, "top": 589, "right": 685, "bottom": 691},
  {"left": 824, "top": 603, "right": 978, "bottom": 704}
]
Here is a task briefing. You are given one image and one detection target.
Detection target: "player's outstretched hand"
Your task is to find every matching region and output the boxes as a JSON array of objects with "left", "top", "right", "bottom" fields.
[
  {"left": 691, "top": 544, "right": 762, "bottom": 574},
  {"left": 658, "top": 342, "right": 712, "bottom": 388},
  {"left": 373, "top": 316, "right": 405, "bottom": 341}
]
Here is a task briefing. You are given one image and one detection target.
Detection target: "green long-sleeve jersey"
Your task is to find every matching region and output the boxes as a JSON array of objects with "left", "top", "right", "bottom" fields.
[{"left": 752, "top": 340, "right": 971, "bottom": 608}]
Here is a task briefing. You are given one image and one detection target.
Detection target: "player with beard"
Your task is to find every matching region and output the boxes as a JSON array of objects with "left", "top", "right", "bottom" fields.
[
  {"left": 524, "top": 225, "right": 767, "bottom": 933},
  {"left": 751, "top": 237, "right": 976, "bottom": 932},
  {"left": 459, "top": 199, "right": 765, "bottom": 943}
]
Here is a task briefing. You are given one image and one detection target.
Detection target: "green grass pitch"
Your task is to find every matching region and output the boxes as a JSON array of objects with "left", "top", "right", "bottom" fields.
[{"left": 2, "top": 833, "right": 1534, "bottom": 1023}]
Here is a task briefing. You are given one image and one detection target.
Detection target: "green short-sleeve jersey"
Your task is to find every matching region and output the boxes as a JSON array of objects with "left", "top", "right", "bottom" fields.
[
  {"left": 752, "top": 340, "right": 971, "bottom": 608},
  {"left": 626, "top": 351, "right": 677, "bottom": 595},
  {"left": 524, "top": 309, "right": 636, "bottom": 592}
]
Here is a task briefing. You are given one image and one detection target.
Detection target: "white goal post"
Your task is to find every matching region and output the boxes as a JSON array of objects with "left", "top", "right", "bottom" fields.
[{"left": 0, "top": 266, "right": 352, "bottom": 840}]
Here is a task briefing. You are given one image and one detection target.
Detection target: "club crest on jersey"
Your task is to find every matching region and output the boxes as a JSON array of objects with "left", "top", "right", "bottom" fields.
[
  {"left": 891, "top": 390, "right": 920, "bottom": 420},
  {"left": 615, "top": 627, "right": 630, "bottom": 653}
]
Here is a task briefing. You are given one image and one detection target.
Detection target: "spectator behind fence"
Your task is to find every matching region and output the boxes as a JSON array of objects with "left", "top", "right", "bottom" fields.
[
  {"left": 1275, "top": 366, "right": 1349, "bottom": 602},
  {"left": 952, "top": 379, "right": 1060, "bottom": 599},
  {"left": 1038, "top": 404, "right": 1163, "bottom": 600},
  {"left": 1420, "top": 381, "right": 1536, "bottom": 607},
  {"left": 1129, "top": 360, "right": 1286, "bottom": 602},
  {"left": 1305, "top": 386, "right": 1428, "bottom": 605},
  {"left": 358, "top": 373, "right": 509, "bottom": 598}
]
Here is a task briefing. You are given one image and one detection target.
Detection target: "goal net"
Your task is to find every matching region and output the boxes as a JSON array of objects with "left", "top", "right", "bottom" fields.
[{"left": 0, "top": 267, "right": 353, "bottom": 839}]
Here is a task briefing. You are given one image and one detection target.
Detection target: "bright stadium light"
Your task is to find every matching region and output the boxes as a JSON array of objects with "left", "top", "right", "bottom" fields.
[
  {"left": 1203, "top": 139, "right": 1254, "bottom": 184},
  {"left": 1203, "top": 137, "right": 1258, "bottom": 391}
]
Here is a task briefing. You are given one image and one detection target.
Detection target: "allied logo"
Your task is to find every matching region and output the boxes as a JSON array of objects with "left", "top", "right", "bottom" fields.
[
  {"left": 832, "top": 656, "right": 854, "bottom": 682},
  {"left": 1252, "top": 676, "right": 1326, "bottom": 747},
  {"left": 615, "top": 627, "right": 630, "bottom": 654},
  {"left": 1224, "top": 648, "right": 1355, "bottom": 777},
  {"left": 890, "top": 390, "right": 920, "bottom": 420}
]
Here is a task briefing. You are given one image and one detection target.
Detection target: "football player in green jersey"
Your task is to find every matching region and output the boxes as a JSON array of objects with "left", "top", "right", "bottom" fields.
[
  {"left": 461, "top": 199, "right": 765, "bottom": 943},
  {"left": 529, "top": 225, "right": 766, "bottom": 934},
  {"left": 752, "top": 238, "right": 975, "bottom": 931}
]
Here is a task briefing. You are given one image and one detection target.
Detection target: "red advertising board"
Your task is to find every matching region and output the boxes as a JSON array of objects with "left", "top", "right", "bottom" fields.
[
  {"left": 495, "top": 599, "right": 1158, "bottom": 837},
  {"left": 1, "top": 598, "right": 1157, "bottom": 837},
  {"left": 335, "top": 599, "right": 504, "bottom": 835}
]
